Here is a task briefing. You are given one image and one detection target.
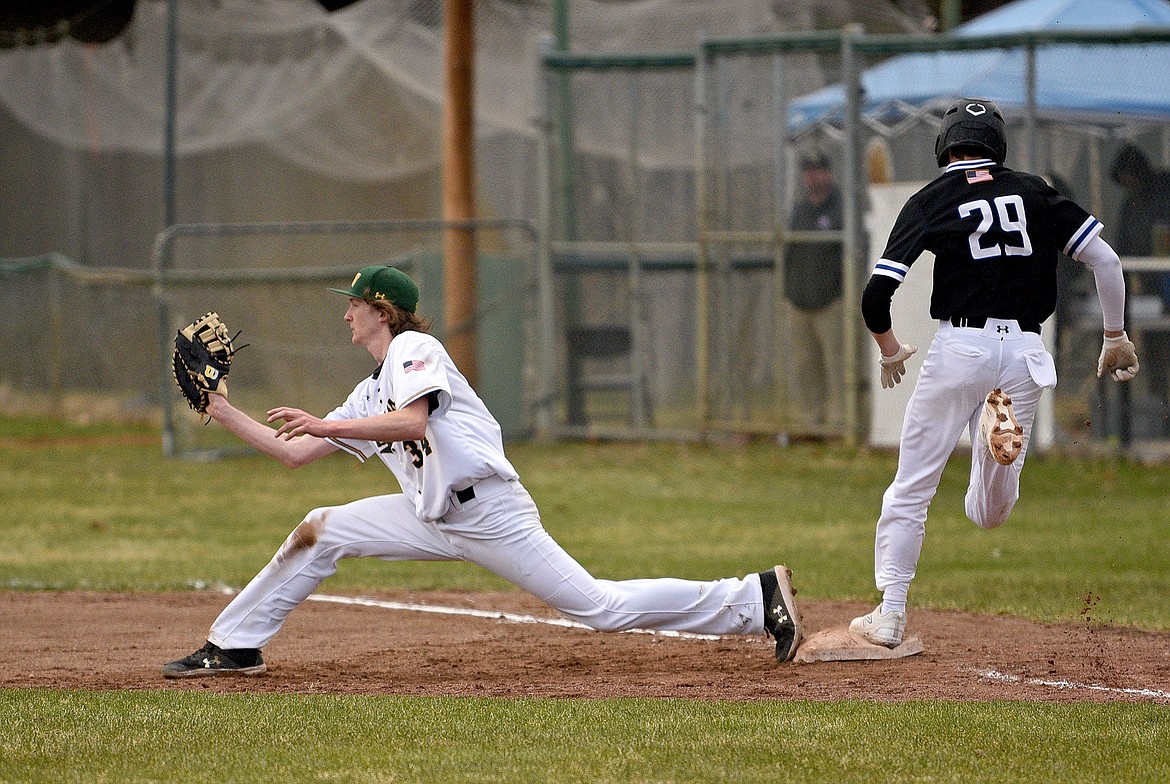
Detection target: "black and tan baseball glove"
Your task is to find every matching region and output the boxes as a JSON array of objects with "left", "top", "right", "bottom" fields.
[{"left": 172, "top": 312, "right": 242, "bottom": 415}]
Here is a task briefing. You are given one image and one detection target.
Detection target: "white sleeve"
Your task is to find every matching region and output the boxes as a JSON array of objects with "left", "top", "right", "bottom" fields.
[
  {"left": 387, "top": 333, "right": 452, "bottom": 416},
  {"left": 322, "top": 381, "right": 377, "bottom": 461},
  {"left": 1074, "top": 235, "right": 1126, "bottom": 333}
]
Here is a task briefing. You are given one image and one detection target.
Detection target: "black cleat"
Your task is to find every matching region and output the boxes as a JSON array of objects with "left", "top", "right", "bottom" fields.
[
  {"left": 161, "top": 641, "right": 266, "bottom": 679},
  {"left": 759, "top": 565, "right": 803, "bottom": 662}
]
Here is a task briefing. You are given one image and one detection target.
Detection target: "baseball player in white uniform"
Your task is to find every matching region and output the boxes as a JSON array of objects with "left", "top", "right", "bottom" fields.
[
  {"left": 163, "top": 265, "right": 802, "bottom": 677},
  {"left": 849, "top": 98, "right": 1140, "bottom": 648}
]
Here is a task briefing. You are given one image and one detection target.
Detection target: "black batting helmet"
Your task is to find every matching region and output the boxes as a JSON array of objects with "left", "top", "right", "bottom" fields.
[{"left": 934, "top": 98, "right": 1007, "bottom": 167}]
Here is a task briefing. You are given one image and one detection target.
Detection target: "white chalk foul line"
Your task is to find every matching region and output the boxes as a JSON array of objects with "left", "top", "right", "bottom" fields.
[
  {"left": 307, "top": 593, "right": 723, "bottom": 640},
  {"left": 981, "top": 669, "right": 1170, "bottom": 700}
]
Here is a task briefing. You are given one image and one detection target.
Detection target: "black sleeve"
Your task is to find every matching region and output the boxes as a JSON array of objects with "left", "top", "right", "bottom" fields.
[{"left": 861, "top": 274, "right": 900, "bottom": 334}]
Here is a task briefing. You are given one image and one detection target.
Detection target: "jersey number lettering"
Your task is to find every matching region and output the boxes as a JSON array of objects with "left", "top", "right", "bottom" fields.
[
  {"left": 402, "top": 438, "right": 431, "bottom": 468},
  {"left": 378, "top": 437, "right": 432, "bottom": 468},
  {"left": 958, "top": 195, "right": 1033, "bottom": 260}
]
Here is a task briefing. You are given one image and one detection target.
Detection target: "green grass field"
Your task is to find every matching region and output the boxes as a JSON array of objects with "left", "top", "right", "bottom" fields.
[{"left": 1, "top": 414, "right": 1168, "bottom": 782}]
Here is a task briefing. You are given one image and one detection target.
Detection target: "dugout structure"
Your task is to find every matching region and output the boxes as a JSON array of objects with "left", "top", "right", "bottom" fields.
[{"left": 535, "top": 24, "right": 1170, "bottom": 449}]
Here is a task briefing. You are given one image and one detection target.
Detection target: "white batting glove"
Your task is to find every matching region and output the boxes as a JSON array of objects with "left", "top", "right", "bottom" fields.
[
  {"left": 879, "top": 343, "right": 918, "bottom": 389},
  {"left": 1097, "top": 332, "right": 1140, "bottom": 382}
]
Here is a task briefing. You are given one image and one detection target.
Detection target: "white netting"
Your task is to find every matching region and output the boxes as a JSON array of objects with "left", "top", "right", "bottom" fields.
[
  {"left": 0, "top": 0, "right": 933, "bottom": 439},
  {"left": 0, "top": 0, "right": 927, "bottom": 181}
]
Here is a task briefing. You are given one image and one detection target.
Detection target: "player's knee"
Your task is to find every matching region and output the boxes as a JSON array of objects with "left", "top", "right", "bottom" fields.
[
  {"left": 277, "top": 509, "right": 331, "bottom": 563},
  {"left": 556, "top": 597, "right": 628, "bottom": 632},
  {"left": 968, "top": 505, "right": 1010, "bottom": 529},
  {"left": 581, "top": 614, "right": 627, "bottom": 633}
]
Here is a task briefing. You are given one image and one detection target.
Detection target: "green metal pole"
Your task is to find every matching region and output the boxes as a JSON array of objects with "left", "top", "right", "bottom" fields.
[
  {"left": 163, "top": 0, "right": 177, "bottom": 230},
  {"left": 159, "top": 0, "right": 178, "bottom": 456},
  {"left": 842, "top": 27, "right": 863, "bottom": 447},
  {"left": 772, "top": 51, "right": 792, "bottom": 438},
  {"left": 626, "top": 73, "right": 647, "bottom": 428},
  {"left": 551, "top": 0, "right": 586, "bottom": 425},
  {"left": 940, "top": 0, "right": 962, "bottom": 32},
  {"left": 694, "top": 40, "right": 712, "bottom": 430},
  {"left": 535, "top": 36, "right": 556, "bottom": 438}
]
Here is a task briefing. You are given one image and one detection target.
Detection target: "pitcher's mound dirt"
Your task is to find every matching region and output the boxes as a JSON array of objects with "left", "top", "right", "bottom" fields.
[{"left": 3, "top": 591, "right": 1168, "bottom": 703}]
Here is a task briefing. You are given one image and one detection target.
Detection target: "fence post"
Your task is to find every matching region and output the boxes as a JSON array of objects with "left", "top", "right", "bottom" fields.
[
  {"left": 47, "top": 254, "right": 64, "bottom": 408},
  {"left": 534, "top": 37, "right": 557, "bottom": 438},
  {"left": 626, "top": 72, "right": 649, "bottom": 428},
  {"left": 771, "top": 50, "right": 792, "bottom": 438},
  {"left": 693, "top": 35, "right": 713, "bottom": 430},
  {"left": 841, "top": 25, "right": 864, "bottom": 448},
  {"left": 155, "top": 228, "right": 176, "bottom": 457}
]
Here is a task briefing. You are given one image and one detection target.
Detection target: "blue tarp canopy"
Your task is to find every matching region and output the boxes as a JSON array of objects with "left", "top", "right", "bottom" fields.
[{"left": 790, "top": 0, "right": 1170, "bottom": 130}]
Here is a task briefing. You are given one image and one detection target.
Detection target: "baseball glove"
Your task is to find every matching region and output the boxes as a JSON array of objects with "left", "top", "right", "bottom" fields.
[{"left": 172, "top": 312, "right": 242, "bottom": 415}]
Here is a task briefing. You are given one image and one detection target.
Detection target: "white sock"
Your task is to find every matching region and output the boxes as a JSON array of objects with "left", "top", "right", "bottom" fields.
[{"left": 881, "top": 597, "right": 907, "bottom": 615}]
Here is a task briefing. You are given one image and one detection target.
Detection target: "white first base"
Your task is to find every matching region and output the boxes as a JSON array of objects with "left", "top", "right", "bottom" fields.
[{"left": 793, "top": 627, "right": 925, "bottom": 663}]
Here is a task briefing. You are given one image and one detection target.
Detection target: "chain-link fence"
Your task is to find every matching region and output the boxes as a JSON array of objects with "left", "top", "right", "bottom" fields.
[
  {"left": 0, "top": 218, "right": 536, "bottom": 456},
  {"left": 6, "top": 18, "right": 1170, "bottom": 455},
  {"left": 536, "top": 27, "right": 1170, "bottom": 451}
]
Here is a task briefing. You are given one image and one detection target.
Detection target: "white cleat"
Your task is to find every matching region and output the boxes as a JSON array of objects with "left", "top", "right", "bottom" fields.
[
  {"left": 979, "top": 388, "right": 1023, "bottom": 466},
  {"left": 849, "top": 605, "right": 907, "bottom": 648}
]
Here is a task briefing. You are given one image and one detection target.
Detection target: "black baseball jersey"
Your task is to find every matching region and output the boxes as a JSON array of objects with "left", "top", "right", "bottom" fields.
[{"left": 870, "top": 158, "right": 1102, "bottom": 328}]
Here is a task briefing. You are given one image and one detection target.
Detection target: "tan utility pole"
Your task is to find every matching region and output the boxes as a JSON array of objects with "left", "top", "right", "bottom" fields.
[{"left": 443, "top": 0, "right": 477, "bottom": 387}]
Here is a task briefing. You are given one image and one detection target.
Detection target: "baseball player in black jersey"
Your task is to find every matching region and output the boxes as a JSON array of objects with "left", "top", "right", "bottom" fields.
[{"left": 849, "top": 98, "right": 1140, "bottom": 648}]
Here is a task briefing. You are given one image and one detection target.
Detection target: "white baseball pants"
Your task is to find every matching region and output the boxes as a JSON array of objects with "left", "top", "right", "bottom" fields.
[
  {"left": 209, "top": 475, "right": 764, "bottom": 650},
  {"left": 873, "top": 319, "right": 1056, "bottom": 611}
]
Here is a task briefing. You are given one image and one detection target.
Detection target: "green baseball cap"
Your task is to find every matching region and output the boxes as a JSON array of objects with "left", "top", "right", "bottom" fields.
[{"left": 329, "top": 265, "right": 419, "bottom": 313}]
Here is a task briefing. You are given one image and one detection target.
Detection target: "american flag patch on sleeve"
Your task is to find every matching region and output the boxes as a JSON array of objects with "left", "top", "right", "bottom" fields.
[
  {"left": 966, "top": 169, "right": 993, "bottom": 184},
  {"left": 402, "top": 359, "right": 425, "bottom": 373}
]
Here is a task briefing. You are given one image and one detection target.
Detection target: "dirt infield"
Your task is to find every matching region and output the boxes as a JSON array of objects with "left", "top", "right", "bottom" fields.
[{"left": 4, "top": 590, "right": 1168, "bottom": 703}]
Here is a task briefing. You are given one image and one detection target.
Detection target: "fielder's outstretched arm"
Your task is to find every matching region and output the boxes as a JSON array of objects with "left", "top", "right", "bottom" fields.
[
  {"left": 205, "top": 394, "right": 337, "bottom": 469},
  {"left": 267, "top": 396, "right": 429, "bottom": 444}
]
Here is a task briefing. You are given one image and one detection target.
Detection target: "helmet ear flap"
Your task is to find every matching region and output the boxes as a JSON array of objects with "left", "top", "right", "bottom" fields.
[{"left": 934, "top": 105, "right": 960, "bottom": 165}]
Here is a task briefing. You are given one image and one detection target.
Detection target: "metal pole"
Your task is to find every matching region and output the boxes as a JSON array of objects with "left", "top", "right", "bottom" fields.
[
  {"left": 693, "top": 38, "right": 713, "bottom": 429},
  {"left": 1023, "top": 40, "right": 1037, "bottom": 172},
  {"left": 772, "top": 51, "right": 791, "bottom": 437},
  {"left": 841, "top": 26, "right": 864, "bottom": 447},
  {"left": 551, "top": 0, "right": 586, "bottom": 426},
  {"left": 48, "top": 260, "right": 63, "bottom": 407},
  {"left": 534, "top": 36, "right": 557, "bottom": 438},
  {"left": 551, "top": 0, "right": 576, "bottom": 238},
  {"left": 159, "top": 0, "right": 179, "bottom": 456},
  {"left": 711, "top": 52, "right": 731, "bottom": 420},
  {"left": 627, "top": 72, "right": 647, "bottom": 428},
  {"left": 939, "top": 0, "right": 962, "bottom": 32},
  {"left": 163, "top": 0, "right": 177, "bottom": 230}
]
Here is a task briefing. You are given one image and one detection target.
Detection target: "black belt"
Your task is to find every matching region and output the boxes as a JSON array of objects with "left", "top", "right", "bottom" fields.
[
  {"left": 455, "top": 486, "right": 475, "bottom": 503},
  {"left": 949, "top": 316, "right": 1041, "bottom": 335}
]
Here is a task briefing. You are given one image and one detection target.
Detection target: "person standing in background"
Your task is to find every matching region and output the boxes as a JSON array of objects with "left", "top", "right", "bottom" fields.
[
  {"left": 784, "top": 150, "right": 846, "bottom": 435},
  {"left": 1110, "top": 143, "right": 1170, "bottom": 410}
]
